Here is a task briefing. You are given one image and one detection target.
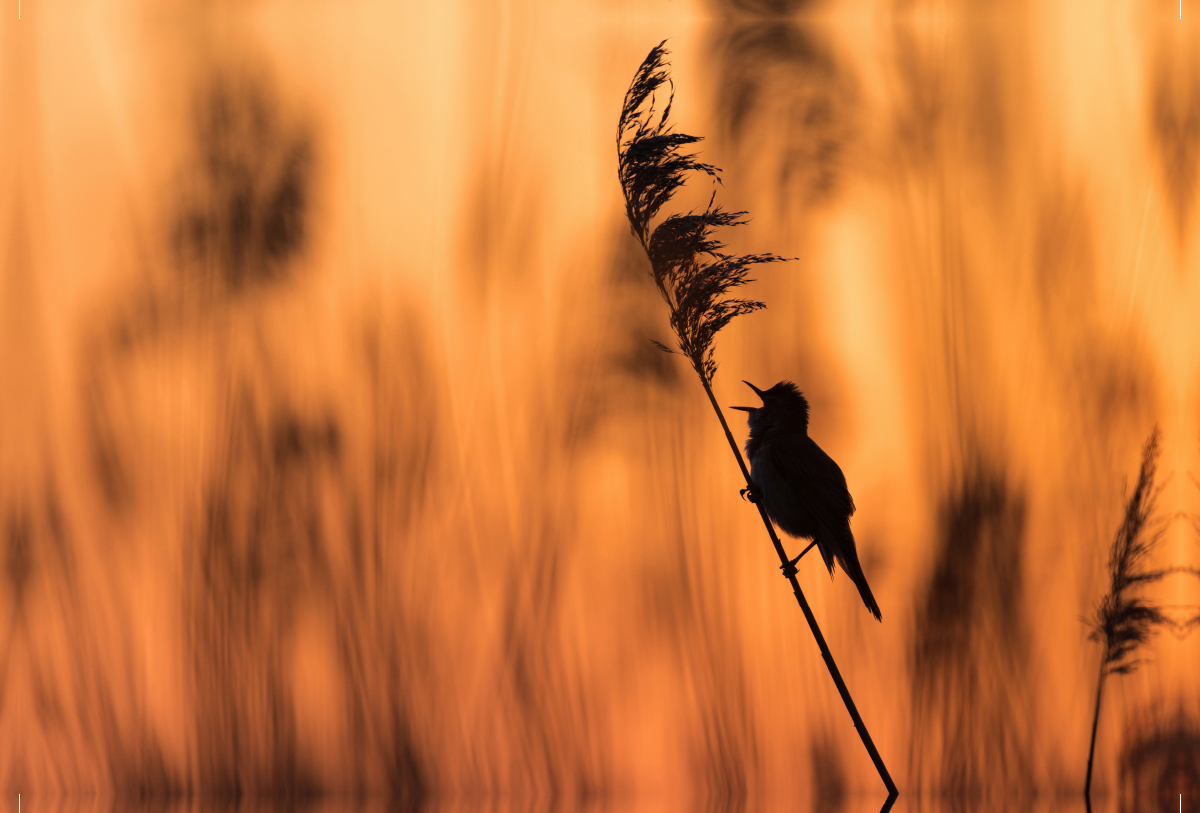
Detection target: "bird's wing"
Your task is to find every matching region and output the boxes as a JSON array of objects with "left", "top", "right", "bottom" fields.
[{"left": 766, "top": 434, "right": 856, "bottom": 521}]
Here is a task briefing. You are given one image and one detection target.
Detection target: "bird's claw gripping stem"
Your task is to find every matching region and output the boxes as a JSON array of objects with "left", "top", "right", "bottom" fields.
[
  {"left": 780, "top": 541, "right": 817, "bottom": 580},
  {"left": 740, "top": 487, "right": 758, "bottom": 503}
]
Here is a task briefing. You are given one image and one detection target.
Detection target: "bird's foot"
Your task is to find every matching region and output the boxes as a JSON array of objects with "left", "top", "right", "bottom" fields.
[
  {"left": 779, "top": 541, "right": 817, "bottom": 580},
  {"left": 780, "top": 555, "right": 800, "bottom": 579},
  {"left": 740, "top": 488, "right": 758, "bottom": 503}
]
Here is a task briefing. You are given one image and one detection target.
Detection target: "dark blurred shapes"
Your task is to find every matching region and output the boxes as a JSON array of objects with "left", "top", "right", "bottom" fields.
[
  {"left": 174, "top": 74, "right": 314, "bottom": 292},
  {"left": 920, "top": 468, "right": 1026, "bottom": 658},
  {"left": 2, "top": 481, "right": 77, "bottom": 609},
  {"left": 188, "top": 390, "right": 340, "bottom": 797},
  {"left": 359, "top": 313, "right": 437, "bottom": 537},
  {"left": 910, "top": 461, "right": 1034, "bottom": 796},
  {"left": 340, "top": 315, "right": 437, "bottom": 804},
  {"left": 1120, "top": 713, "right": 1200, "bottom": 813},
  {"left": 8, "top": 475, "right": 186, "bottom": 797},
  {"left": 809, "top": 730, "right": 847, "bottom": 813},
  {"left": 272, "top": 414, "right": 341, "bottom": 469},
  {"left": 1148, "top": 47, "right": 1200, "bottom": 247},
  {"left": 713, "top": 21, "right": 853, "bottom": 207},
  {"left": 610, "top": 232, "right": 682, "bottom": 388},
  {"left": 42, "top": 482, "right": 75, "bottom": 589},
  {"left": 1032, "top": 187, "right": 1157, "bottom": 481},
  {"left": 83, "top": 364, "right": 132, "bottom": 513},
  {"left": 889, "top": 25, "right": 946, "bottom": 173},
  {"left": 17, "top": 800, "right": 433, "bottom": 813},
  {"left": 890, "top": 18, "right": 1017, "bottom": 196},
  {"left": 179, "top": 308, "right": 440, "bottom": 799},
  {"left": 708, "top": 0, "right": 815, "bottom": 17},
  {"left": 5, "top": 510, "right": 31, "bottom": 608}
]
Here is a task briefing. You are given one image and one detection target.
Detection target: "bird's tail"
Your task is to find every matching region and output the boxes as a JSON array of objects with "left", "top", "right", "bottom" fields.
[{"left": 833, "top": 527, "right": 881, "bottom": 622}]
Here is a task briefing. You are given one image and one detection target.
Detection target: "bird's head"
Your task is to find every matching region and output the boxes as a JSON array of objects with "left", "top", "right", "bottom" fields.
[{"left": 731, "top": 380, "right": 810, "bottom": 432}]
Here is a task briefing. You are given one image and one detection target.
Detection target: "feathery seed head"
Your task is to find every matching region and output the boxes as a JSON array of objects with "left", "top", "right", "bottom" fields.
[
  {"left": 1089, "top": 427, "right": 1169, "bottom": 677},
  {"left": 618, "top": 42, "right": 787, "bottom": 385}
]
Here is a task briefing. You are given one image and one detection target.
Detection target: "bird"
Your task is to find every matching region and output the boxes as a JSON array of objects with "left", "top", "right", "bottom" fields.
[{"left": 731, "top": 380, "right": 881, "bottom": 621}]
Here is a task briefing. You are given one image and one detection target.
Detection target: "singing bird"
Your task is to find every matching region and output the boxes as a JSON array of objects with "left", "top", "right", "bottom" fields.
[{"left": 732, "top": 381, "right": 881, "bottom": 621}]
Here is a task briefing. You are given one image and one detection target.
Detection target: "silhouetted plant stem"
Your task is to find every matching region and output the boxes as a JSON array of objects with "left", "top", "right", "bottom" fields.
[
  {"left": 699, "top": 378, "right": 898, "bottom": 800},
  {"left": 615, "top": 42, "right": 895, "bottom": 799},
  {"left": 1084, "top": 427, "right": 1169, "bottom": 801},
  {"left": 1084, "top": 662, "right": 1104, "bottom": 805}
]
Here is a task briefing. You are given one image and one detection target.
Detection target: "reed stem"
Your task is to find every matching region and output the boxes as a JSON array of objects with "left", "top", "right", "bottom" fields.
[
  {"left": 698, "top": 378, "right": 898, "bottom": 800},
  {"left": 616, "top": 40, "right": 894, "bottom": 802},
  {"left": 1084, "top": 663, "right": 1105, "bottom": 802}
]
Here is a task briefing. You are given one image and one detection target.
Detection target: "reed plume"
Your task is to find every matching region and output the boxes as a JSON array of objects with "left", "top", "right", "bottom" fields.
[
  {"left": 617, "top": 41, "right": 897, "bottom": 803},
  {"left": 617, "top": 41, "right": 785, "bottom": 385},
  {"left": 1084, "top": 427, "right": 1170, "bottom": 802}
]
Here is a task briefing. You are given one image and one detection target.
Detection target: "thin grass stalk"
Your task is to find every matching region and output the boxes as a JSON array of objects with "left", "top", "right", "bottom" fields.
[
  {"left": 617, "top": 41, "right": 896, "bottom": 801},
  {"left": 1084, "top": 662, "right": 1104, "bottom": 805},
  {"left": 699, "top": 378, "right": 898, "bottom": 799},
  {"left": 1084, "top": 427, "right": 1169, "bottom": 801}
]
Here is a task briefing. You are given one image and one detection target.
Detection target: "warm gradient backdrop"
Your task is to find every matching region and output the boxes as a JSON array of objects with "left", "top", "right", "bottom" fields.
[{"left": 2, "top": 0, "right": 1199, "bottom": 809}]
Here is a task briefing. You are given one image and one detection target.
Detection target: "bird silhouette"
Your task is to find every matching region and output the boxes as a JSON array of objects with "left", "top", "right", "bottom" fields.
[{"left": 732, "top": 380, "right": 881, "bottom": 621}]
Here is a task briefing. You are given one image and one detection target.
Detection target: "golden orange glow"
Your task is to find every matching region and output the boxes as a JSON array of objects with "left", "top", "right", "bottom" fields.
[{"left": 3, "top": 0, "right": 1200, "bottom": 808}]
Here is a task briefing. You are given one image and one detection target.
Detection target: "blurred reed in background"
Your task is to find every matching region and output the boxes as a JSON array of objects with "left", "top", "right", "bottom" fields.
[{"left": 3, "top": 0, "right": 1200, "bottom": 808}]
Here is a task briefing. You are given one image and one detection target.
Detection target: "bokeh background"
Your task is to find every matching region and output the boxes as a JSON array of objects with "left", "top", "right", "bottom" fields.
[{"left": 3, "top": 0, "right": 1200, "bottom": 809}]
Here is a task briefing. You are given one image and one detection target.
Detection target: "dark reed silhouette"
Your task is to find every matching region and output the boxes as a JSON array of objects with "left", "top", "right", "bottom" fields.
[
  {"left": 174, "top": 73, "right": 313, "bottom": 292},
  {"left": 732, "top": 380, "right": 880, "bottom": 621},
  {"left": 617, "top": 41, "right": 897, "bottom": 803},
  {"left": 617, "top": 44, "right": 783, "bottom": 386},
  {"left": 908, "top": 462, "right": 1034, "bottom": 796},
  {"left": 1085, "top": 427, "right": 1170, "bottom": 803},
  {"left": 1119, "top": 713, "right": 1200, "bottom": 810}
]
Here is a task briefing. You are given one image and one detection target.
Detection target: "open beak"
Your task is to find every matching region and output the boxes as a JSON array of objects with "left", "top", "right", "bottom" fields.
[
  {"left": 732, "top": 380, "right": 765, "bottom": 412},
  {"left": 743, "top": 380, "right": 766, "bottom": 399}
]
